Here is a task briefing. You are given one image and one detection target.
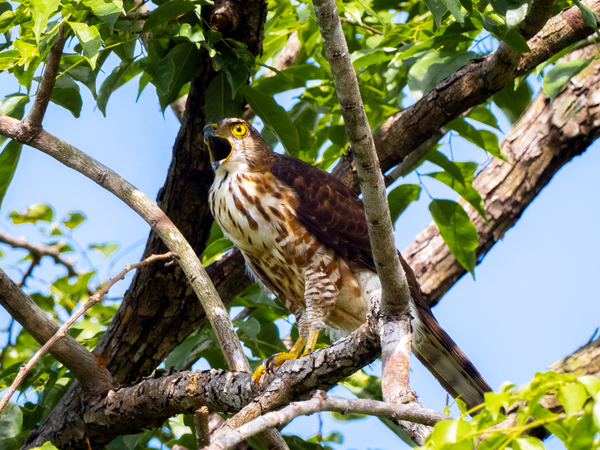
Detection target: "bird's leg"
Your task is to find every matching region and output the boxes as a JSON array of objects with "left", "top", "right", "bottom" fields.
[
  {"left": 251, "top": 310, "right": 308, "bottom": 383},
  {"left": 301, "top": 264, "right": 337, "bottom": 356},
  {"left": 251, "top": 265, "right": 337, "bottom": 383}
]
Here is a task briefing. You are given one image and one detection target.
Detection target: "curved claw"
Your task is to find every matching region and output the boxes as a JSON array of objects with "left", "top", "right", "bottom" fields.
[{"left": 251, "top": 351, "right": 301, "bottom": 383}]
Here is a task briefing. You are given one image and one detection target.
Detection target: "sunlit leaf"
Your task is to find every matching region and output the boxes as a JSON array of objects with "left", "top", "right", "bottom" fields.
[
  {"left": 89, "top": 242, "right": 119, "bottom": 258},
  {"left": 0, "top": 403, "right": 22, "bottom": 440},
  {"left": 30, "top": 0, "right": 59, "bottom": 43},
  {"left": 68, "top": 22, "right": 102, "bottom": 68},
  {"left": 9, "top": 203, "right": 53, "bottom": 224},
  {"left": 408, "top": 49, "right": 476, "bottom": 101},
  {"left": 62, "top": 212, "right": 86, "bottom": 230},
  {"left": 83, "top": 0, "right": 123, "bottom": 33}
]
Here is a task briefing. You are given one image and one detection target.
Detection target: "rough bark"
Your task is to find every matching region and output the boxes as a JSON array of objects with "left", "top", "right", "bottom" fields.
[
  {"left": 407, "top": 44, "right": 600, "bottom": 306},
  {"left": 25, "top": 2, "right": 267, "bottom": 447},
  {"left": 24, "top": 320, "right": 381, "bottom": 449}
]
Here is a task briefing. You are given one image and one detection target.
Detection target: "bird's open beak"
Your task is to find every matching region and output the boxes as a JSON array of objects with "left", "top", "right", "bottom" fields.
[{"left": 204, "top": 125, "right": 233, "bottom": 170}]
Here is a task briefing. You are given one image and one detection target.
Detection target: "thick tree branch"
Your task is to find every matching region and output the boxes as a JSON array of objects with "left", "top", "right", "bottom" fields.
[
  {"left": 208, "top": 391, "right": 449, "bottom": 450},
  {"left": 0, "top": 269, "right": 116, "bottom": 394},
  {"left": 407, "top": 43, "right": 600, "bottom": 306}
]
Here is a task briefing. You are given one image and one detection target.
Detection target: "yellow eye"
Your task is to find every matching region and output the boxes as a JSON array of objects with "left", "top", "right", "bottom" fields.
[{"left": 231, "top": 123, "right": 248, "bottom": 139}]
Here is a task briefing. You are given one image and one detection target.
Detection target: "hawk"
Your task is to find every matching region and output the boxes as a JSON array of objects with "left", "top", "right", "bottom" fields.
[{"left": 204, "top": 118, "right": 491, "bottom": 410}]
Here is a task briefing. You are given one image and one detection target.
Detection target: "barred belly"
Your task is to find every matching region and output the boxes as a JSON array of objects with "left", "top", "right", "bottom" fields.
[{"left": 209, "top": 168, "right": 371, "bottom": 336}]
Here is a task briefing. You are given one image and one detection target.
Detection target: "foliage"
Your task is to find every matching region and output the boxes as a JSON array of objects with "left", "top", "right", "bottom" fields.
[
  {"left": 0, "top": 0, "right": 599, "bottom": 448},
  {"left": 421, "top": 371, "right": 600, "bottom": 450}
]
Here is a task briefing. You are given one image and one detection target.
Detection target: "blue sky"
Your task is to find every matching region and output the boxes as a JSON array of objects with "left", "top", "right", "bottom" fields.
[{"left": 1, "top": 59, "right": 599, "bottom": 449}]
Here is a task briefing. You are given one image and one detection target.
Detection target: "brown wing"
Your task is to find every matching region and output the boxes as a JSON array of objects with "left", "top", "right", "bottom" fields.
[
  {"left": 270, "top": 154, "right": 376, "bottom": 273},
  {"left": 270, "top": 154, "right": 491, "bottom": 410}
]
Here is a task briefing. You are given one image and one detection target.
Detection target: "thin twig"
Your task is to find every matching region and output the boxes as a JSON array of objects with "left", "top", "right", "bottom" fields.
[
  {"left": 21, "top": 24, "right": 66, "bottom": 136},
  {"left": 0, "top": 231, "right": 78, "bottom": 277},
  {"left": 339, "top": 17, "right": 382, "bottom": 35},
  {"left": 0, "top": 252, "right": 175, "bottom": 416},
  {"left": 207, "top": 391, "right": 450, "bottom": 450}
]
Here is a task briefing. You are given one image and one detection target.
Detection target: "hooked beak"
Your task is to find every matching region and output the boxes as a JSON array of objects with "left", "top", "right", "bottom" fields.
[{"left": 203, "top": 125, "right": 232, "bottom": 170}]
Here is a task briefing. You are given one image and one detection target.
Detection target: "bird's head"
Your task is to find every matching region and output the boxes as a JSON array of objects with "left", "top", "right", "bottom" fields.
[{"left": 203, "top": 118, "right": 272, "bottom": 172}]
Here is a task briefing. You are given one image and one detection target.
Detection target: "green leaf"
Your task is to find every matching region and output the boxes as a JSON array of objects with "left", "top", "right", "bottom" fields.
[
  {"left": 235, "top": 317, "right": 261, "bottom": 342},
  {"left": 9, "top": 203, "right": 53, "bottom": 224},
  {"left": 68, "top": 22, "right": 102, "bottom": 68},
  {"left": 89, "top": 242, "right": 119, "bottom": 258},
  {"left": 241, "top": 85, "right": 300, "bottom": 157},
  {"left": 0, "top": 95, "right": 29, "bottom": 148},
  {"left": 593, "top": 392, "right": 600, "bottom": 429},
  {"left": 83, "top": 0, "right": 123, "bottom": 33},
  {"left": 331, "top": 411, "right": 367, "bottom": 421},
  {"left": 492, "top": 78, "right": 532, "bottom": 124},
  {"left": 429, "top": 419, "right": 472, "bottom": 445},
  {"left": 213, "top": 48, "right": 253, "bottom": 98},
  {"left": 0, "top": 140, "right": 21, "bottom": 211},
  {"left": 0, "top": 403, "right": 22, "bottom": 440},
  {"left": 408, "top": 50, "right": 476, "bottom": 101},
  {"left": 429, "top": 199, "right": 478, "bottom": 275},
  {"left": 579, "top": 375, "right": 600, "bottom": 396},
  {"left": 426, "top": 169, "right": 487, "bottom": 222},
  {"left": 543, "top": 59, "right": 592, "bottom": 102},
  {"left": 468, "top": 105, "right": 500, "bottom": 130},
  {"left": 157, "top": 42, "right": 201, "bottom": 111},
  {"left": 63, "top": 212, "right": 86, "bottom": 229},
  {"left": 59, "top": 54, "right": 98, "bottom": 98},
  {"left": 97, "top": 58, "right": 134, "bottom": 116},
  {"left": 388, "top": 184, "right": 421, "bottom": 224},
  {"left": 142, "top": 0, "right": 196, "bottom": 32},
  {"left": 140, "top": 56, "right": 175, "bottom": 96},
  {"left": 557, "top": 382, "right": 587, "bottom": 415},
  {"left": 423, "top": 0, "right": 448, "bottom": 28},
  {"left": 443, "top": 0, "right": 465, "bottom": 24},
  {"left": 425, "top": 150, "right": 466, "bottom": 186},
  {"left": 50, "top": 74, "right": 82, "bottom": 118},
  {"left": 573, "top": 0, "right": 600, "bottom": 31},
  {"left": 164, "top": 331, "right": 209, "bottom": 370},
  {"left": 512, "top": 436, "right": 545, "bottom": 450},
  {"left": 0, "top": 50, "right": 20, "bottom": 70},
  {"left": 30, "top": 0, "right": 59, "bottom": 43}
]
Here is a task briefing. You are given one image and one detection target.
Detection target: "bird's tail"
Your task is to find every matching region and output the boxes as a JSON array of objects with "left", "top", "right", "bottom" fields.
[{"left": 410, "top": 295, "right": 491, "bottom": 412}]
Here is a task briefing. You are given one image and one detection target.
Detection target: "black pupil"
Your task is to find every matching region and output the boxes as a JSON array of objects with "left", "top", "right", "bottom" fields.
[{"left": 236, "top": 126, "right": 242, "bottom": 133}]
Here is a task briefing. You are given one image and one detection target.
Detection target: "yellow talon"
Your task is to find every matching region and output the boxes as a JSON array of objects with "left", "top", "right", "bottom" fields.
[{"left": 252, "top": 336, "right": 306, "bottom": 383}]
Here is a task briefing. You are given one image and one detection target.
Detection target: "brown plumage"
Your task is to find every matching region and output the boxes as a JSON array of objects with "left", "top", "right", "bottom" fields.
[{"left": 204, "top": 118, "right": 491, "bottom": 410}]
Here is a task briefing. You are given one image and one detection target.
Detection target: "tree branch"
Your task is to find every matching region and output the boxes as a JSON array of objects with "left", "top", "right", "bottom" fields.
[
  {"left": 312, "top": 0, "right": 413, "bottom": 421},
  {"left": 21, "top": 25, "right": 66, "bottom": 137},
  {"left": 207, "top": 391, "right": 450, "bottom": 450},
  {"left": 332, "top": 0, "right": 598, "bottom": 190},
  {"left": 406, "top": 43, "right": 600, "bottom": 306},
  {"left": 0, "top": 269, "right": 116, "bottom": 394},
  {"left": 0, "top": 252, "right": 174, "bottom": 416},
  {"left": 0, "top": 231, "right": 78, "bottom": 278}
]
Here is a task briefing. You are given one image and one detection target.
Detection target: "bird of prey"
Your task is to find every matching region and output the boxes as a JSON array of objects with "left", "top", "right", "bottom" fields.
[{"left": 204, "top": 118, "right": 491, "bottom": 410}]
